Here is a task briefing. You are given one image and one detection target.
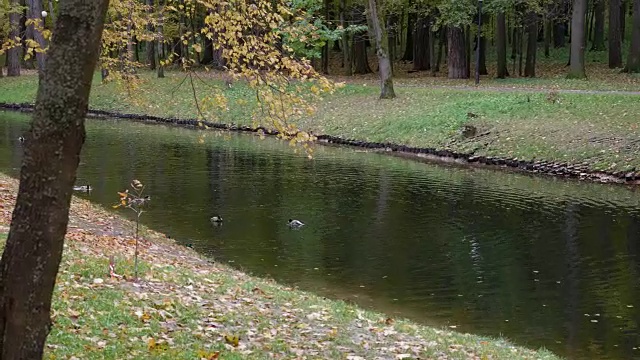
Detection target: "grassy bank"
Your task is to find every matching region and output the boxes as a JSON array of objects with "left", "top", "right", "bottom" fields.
[
  {"left": 1, "top": 71, "right": 640, "bottom": 172},
  {"left": 0, "top": 174, "right": 561, "bottom": 359}
]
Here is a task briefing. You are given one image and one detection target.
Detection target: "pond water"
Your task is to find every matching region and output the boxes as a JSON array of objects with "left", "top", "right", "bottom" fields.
[{"left": 2, "top": 111, "right": 640, "bottom": 359}]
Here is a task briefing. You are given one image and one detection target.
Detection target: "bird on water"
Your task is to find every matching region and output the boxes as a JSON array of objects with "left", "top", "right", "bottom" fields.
[{"left": 287, "top": 219, "right": 305, "bottom": 228}]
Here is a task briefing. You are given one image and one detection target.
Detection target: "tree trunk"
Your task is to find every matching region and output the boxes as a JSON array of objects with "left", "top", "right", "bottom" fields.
[
  {"left": 339, "top": 0, "right": 351, "bottom": 73},
  {"left": 610, "top": 0, "right": 623, "bottom": 67},
  {"left": 553, "top": 21, "right": 566, "bottom": 47},
  {"left": 525, "top": 11, "right": 538, "bottom": 77},
  {"left": 47, "top": 0, "right": 55, "bottom": 23},
  {"left": 567, "top": 0, "right": 587, "bottom": 78},
  {"left": 27, "top": 0, "right": 47, "bottom": 72},
  {"left": 544, "top": 14, "right": 551, "bottom": 57},
  {"left": 434, "top": 27, "right": 445, "bottom": 72},
  {"left": 479, "top": 15, "right": 488, "bottom": 76},
  {"left": 156, "top": 0, "right": 165, "bottom": 78},
  {"left": 448, "top": 26, "right": 467, "bottom": 79},
  {"left": 413, "top": 16, "right": 430, "bottom": 70},
  {"left": 496, "top": 11, "right": 509, "bottom": 78},
  {"left": 624, "top": 0, "right": 640, "bottom": 72},
  {"left": 591, "top": 0, "right": 605, "bottom": 50},
  {"left": 368, "top": 0, "right": 395, "bottom": 98},
  {"left": 387, "top": 14, "right": 398, "bottom": 73},
  {"left": 7, "top": 0, "right": 21, "bottom": 76},
  {"left": 402, "top": 11, "right": 415, "bottom": 61},
  {"left": 429, "top": 25, "right": 437, "bottom": 75},
  {"left": 0, "top": 0, "right": 109, "bottom": 358},
  {"left": 622, "top": 1, "right": 628, "bottom": 41},
  {"left": 353, "top": 31, "right": 371, "bottom": 74},
  {"left": 146, "top": 0, "right": 156, "bottom": 70},
  {"left": 465, "top": 25, "right": 471, "bottom": 78},
  {"left": 321, "top": 0, "right": 330, "bottom": 74}
]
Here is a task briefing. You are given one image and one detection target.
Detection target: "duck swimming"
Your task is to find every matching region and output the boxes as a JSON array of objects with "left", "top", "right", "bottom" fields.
[
  {"left": 17, "top": 136, "right": 24, "bottom": 143},
  {"left": 210, "top": 215, "right": 223, "bottom": 223},
  {"left": 73, "top": 184, "right": 92, "bottom": 192},
  {"left": 287, "top": 219, "right": 304, "bottom": 228}
]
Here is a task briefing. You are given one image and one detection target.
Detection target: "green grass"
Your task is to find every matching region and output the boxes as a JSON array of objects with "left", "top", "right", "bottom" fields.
[{"left": 1, "top": 71, "right": 639, "bottom": 172}]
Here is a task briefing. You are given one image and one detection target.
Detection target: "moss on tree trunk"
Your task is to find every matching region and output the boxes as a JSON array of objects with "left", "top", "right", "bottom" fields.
[{"left": 0, "top": 0, "right": 109, "bottom": 357}]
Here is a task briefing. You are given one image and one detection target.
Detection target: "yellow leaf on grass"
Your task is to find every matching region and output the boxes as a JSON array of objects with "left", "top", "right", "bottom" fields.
[{"left": 224, "top": 334, "right": 239, "bottom": 347}]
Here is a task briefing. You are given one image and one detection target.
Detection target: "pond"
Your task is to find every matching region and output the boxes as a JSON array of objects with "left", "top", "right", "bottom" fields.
[{"left": 2, "top": 111, "right": 640, "bottom": 360}]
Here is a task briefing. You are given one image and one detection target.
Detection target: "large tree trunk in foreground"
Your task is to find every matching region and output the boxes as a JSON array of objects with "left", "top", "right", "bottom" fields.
[
  {"left": 567, "top": 0, "right": 587, "bottom": 78},
  {"left": 496, "top": 11, "right": 509, "bottom": 78},
  {"left": 0, "top": 0, "right": 109, "bottom": 357},
  {"left": 624, "top": 0, "right": 640, "bottom": 72},
  {"left": 609, "top": 0, "right": 623, "bottom": 68},
  {"left": 7, "top": 0, "right": 21, "bottom": 77},
  {"left": 368, "top": 0, "right": 395, "bottom": 98},
  {"left": 448, "top": 26, "right": 467, "bottom": 79}
]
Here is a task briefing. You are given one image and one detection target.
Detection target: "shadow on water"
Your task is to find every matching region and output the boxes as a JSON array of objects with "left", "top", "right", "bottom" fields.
[{"left": 2, "top": 111, "right": 640, "bottom": 359}]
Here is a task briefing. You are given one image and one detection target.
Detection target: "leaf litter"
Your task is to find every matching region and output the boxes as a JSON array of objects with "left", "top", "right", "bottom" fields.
[{"left": 0, "top": 174, "right": 561, "bottom": 360}]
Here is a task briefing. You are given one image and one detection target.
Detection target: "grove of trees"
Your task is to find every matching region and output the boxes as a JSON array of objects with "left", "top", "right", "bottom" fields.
[{"left": 2, "top": 0, "right": 640, "bottom": 87}]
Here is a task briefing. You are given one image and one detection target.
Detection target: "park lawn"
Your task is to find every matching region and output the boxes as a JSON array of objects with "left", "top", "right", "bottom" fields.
[
  {"left": 0, "top": 174, "right": 561, "bottom": 360},
  {"left": 1, "top": 70, "right": 639, "bottom": 171}
]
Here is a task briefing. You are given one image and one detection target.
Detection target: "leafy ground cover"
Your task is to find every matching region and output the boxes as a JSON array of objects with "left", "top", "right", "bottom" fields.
[{"left": 0, "top": 173, "right": 561, "bottom": 359}]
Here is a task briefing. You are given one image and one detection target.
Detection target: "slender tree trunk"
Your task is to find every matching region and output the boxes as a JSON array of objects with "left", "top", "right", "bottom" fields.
[
  {"left": 367, "top": 0, "right": 395, "bottom": 98},
  {"left": 413, "top": 16, "right": 430, "bottom": 70},
  {"left": 156, "top": 0, "right": 165, "bottom": 78},
  {"left": 47, "top": 0, "right": 55, "bottom": 23},
  {"left": 553, "top": 21, "right": 566, "bottom": 47},
  {"left": 479, "top": 14, "right": 488, "bottom": 75},
  {"left": 544, "top": 13, "right": 551, "bottom": 57},
  {"left": 7, "top": 0, "right": 21, "bottom": 76},
  {"left": 587, "top": 1, "right": 595, "bottom": 42},
  {"left": 353, "top": 32, "right": 371, "bottom": 74},
  {"left": 624, "top": 0, "right": 640, "bottom": 72},
  {"left": 402, "top": 10, "right": 415, "bottom": 60},
  {"left": 0, "top": 0, "right": 109, "bottom": 358},
  {"left": 525, "top": 11, "right": 538, "bottom": 77},
  {"left": 321, "top": 0, "right": 330, "bottom": 74},
  {"left": 591, "top": 0, "right": 606, "bottom": 50},
  {"left": 429, "top": 24, "right": 437, "bottom": 75},
  {"left": 27, "top": 0, "right": 47, "bottom": 72},
  {"left": 448, "top": 26, "right": 467, "bottom": 79},
  {"left": 339, "top": 0, "right": 350, "bottom": 73},
  {"left": 146, "top": 0, "right": 156, "bottom": 70},
  {"left": 435, "top": 27, "right": 445, "bottom": 72},
  {"left": 610, "top": 0, "right": 623, "bottom": 67},
  {"left": 496, "top": 11, "right": 509, "bottom": 78},
  {"left": 567, "top": 0, "right": 587, "bottom": 78},
  {"left": 622, "top": 0, "right": 628, "bottom": 42},
  {"left": 387, "top": 14, "right": 398, "bottom": 73}
]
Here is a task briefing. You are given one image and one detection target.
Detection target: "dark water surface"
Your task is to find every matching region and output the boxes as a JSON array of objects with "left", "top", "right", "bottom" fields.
[{"left": 2, "top": 111, "right": 640, "bottom": 359}]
